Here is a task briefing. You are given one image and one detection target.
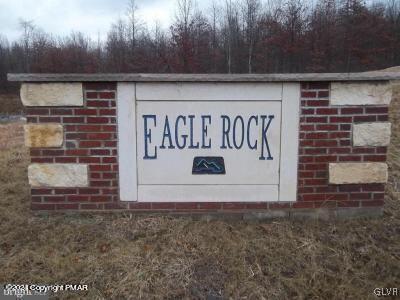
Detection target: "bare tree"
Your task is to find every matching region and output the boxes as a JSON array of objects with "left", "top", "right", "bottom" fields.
[
  {"left": 242, "top": 0, "right": 261, "bottom": 73},
  {"left": 19, "top": 19, "right": 35, "bottom": 72}
]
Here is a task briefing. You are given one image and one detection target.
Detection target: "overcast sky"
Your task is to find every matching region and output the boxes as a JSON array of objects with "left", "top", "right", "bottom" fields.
[{"left": 0, "top": 0, "right": 210, "bottom": 42}]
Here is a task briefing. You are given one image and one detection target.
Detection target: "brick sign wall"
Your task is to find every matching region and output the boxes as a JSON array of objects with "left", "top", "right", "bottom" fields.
[{"left": 17, "top": 76, "right": 394, "bottom": 218}]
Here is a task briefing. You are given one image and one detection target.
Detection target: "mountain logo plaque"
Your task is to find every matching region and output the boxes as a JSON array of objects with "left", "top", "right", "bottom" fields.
[{"left": 192, "top": 156, "right": 226, "bottom": 175}]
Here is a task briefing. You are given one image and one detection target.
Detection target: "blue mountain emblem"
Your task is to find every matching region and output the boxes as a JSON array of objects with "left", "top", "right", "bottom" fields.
[{"left": 192, "top": 157, "right": 226, "bottom": 175}]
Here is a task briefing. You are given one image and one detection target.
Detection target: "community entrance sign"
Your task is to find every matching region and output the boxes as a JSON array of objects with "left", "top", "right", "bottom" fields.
[{"left": 118, "top": 82, "right": 300, "bottom": 202}]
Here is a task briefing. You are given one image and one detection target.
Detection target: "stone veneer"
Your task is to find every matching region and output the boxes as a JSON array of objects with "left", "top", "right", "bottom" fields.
[{"left": 15, "top": 76, "right": 395, "bottom": 218}]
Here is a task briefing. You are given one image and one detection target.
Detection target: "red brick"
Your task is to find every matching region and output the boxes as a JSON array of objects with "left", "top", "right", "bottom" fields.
[
  {"left": 361, "top": 200, "right": 384, "bottom": 207},
  {"left": 63, "top": 117, "right": 85, "bottom": 123},
  {"left": 338, "top": 185, "right": 361, "bottom": 192},
  {"left": 377, "top": 115, "right": 389, "bottom": 121},
  {"left": 43, "top": 196, "right": 65, "bottom": 202},
  {"left": 81, "top": 203, "right": 101, "bottom": 209},
  {"left": 78, "top": 188, "right": 100, "bottom": 195},
  {"left": 39, "top": 116, "right": 61, "bottom": 123},
  {"left": 99, "top": 91, "right": 115, "bottom": 99},
  {"left": 292, "top": 202, "right": 314, "bottom": 209},
  {"left": 354, "top": 115, "right": 376, "bottom": 122},
  {"left": 318, "top": 91, "right": 329, "bottom": 98},
  {"left": 373, "top": 193, "right": 385, "bottom": 200},
  {"left": 104, "top": 203, "right": 127, "bottom": 209},
  {"left": 42, "top": 150, "right": 64, "bottom": 156},
  {"left": 79, "top": 157, "right": 101, "bottom": 163},
  {"left": 51, "top": 108, "right": 73, "bottom": 115},
  {"left": 77, "top": 125, "right": 102, "bottom": 132},
  {"left": 91, "top": 181, "right": 111, "bottom": 187},
  {"left": 245, "top": 203, "right": 269, "bottom": 209},
  {"left": 298, "top": 186, "right": 314, "bottom": 193},
  {"left": 329, "top": 132, "right": 350, "bottom": 139},
  {"left": 54, "top": 188, "right": 77, "bottom": 194},
  {"left": 176, "top": 202, "right": 198, "bottom": 210},
  {"left": 352, "top": 148, "right": 375, "bottom": 154},
  {"left": 316, "top": 124, "right": 338, "bottom": 131},
  {"left": 102, "top": 157, "right": 117, "bottom": 163},
  {"left": 316, "top": 108, "right": 338, "bottom": 115},
  {"left": 75, "top": 109, "right": 97, "bottom": 115},
  {"left": 31, "top": 157, "right": 53, "bottom": 163},
  {"left": 340, "top": 124, "right": 351, "bottom": 131},
  {"left": 365, "top": 107, "right": 388, "bottom": 114},
  {"left": 338, "top": 201, "right": 360, "bottom": 208},
  {"left": 305, "top": 132, "right": 328, "bottom": 139},
  {"left": 86, "top": 91, "right": 98, "bottom": 99},
  {"left": 129, "top": 203, "right": 151, "bottom": 209},
  {"left": 90, "top": 164, "right": 111, "bottom": 171},
  {"left": 269, "top": 202, "right": 291, "bottom": 209},
  {"left": 223, "top": 203, "right": 246, "bottom": 209},
  {"left": 151, "top": 202, "right": 175, "bottom": 209},
  {"left": 364, "top": 155, "right": 386, "bottom": 162},
  {"left": 306, "top": 116, "right": 328, "bottom": 123},
  {"left": 67, "top": 195, "right": 90, "bottom": 202},
  {"left": 90, "top": 195, "right": 111, "bottom": 202},
  {"left": 361, "top": 183, "right": 385, "bottom": 192},
  {"left": 90, "top": 173, "right": 101, "bottom": 179},
  {"left": 26, "top": 108, "right": 49, "bottom": 115},
  {"left": 302, "top": 108, "right": 315, "bottom": 115},
  {"left": 55, "top": 157, "right": 77, "bottom": 163},
  {"left": 79, "top": 141, "right": 102, "bottom": 148},
  {"left": 330, "top": 116, "right": 352, "bottom": 123},
  {"left": 349, "top": 193, "right": 371, "bottom": 200},
  {"left": 315, "top": 156, "right": 337, "bottom": 163},
  {"left": 87, "top": 117, "right": 109, "bottom": 124},
  {"left": 300, "top": 124, "right": 314, "bottom": 131},
  {"left": 307, "top": 100, "right": 329, "bottom": 107},
  {"left": 104, "top": 141, "right": 117, "bottom": 147},
  {"left": 66, "top": 149, "right": 88, "bottom": 156},
  {"left": 56, "top": 203, "right": 79, "bottom": 210},
  {"left": 304, "top": 178, "right": 327, "bottom": 185},
  {"left": 86, "top": 100, "right": 109, "bottom": 107},
  {"left": 338, "top": 156, "right": 361, "bottom": 162},
  {"left": 314, "top": 140, "right": 337, "bottom": 147},
  {"left": 87, "top": 133, "right": 112, "bottom": 140},
  {"left": 341, "top": 107, "right": 363, "bottom": 114},
  {"left": 198, "top": 202, "right": 222, "bottom": 210},
  {"left": 304, "top": 148, "right": 326, "bottom": 155},
  {"left": 31, "top": 188, "right": 52, "bottom": 195},
  {"left": 102, "top": 125, "right": 117, "bottom": 132},
  {"left": 376, "top": 147, "right": 387, "bottom": 154},
  {"left": 301, "top": 91, "right": 317, "bottom": 98},
  {"left": 302, "top": 194, "right": 326, "bottom": 201},
  {"left": 99, "top": 109, "right": 116, "bottom": 115}
]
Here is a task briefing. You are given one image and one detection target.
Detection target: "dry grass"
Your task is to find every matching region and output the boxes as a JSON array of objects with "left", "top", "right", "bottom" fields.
[{"left": 0, "top": 85, "right": 399, "bottom": 299}]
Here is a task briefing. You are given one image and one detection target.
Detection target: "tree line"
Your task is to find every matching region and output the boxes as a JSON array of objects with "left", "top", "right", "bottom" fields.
[{"left": 0, "top": 0, "right": 399, "bottom": 91}]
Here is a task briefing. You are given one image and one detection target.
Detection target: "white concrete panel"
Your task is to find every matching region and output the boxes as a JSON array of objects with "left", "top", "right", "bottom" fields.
[
  {"left": 279, "top": 83, "right": 300, "bottom": 202},
  {"left": 117, "top": 83, "right": 137, "bottom": 201},
  {"left": 136, "top": 82, "right": 283, "bottom": 101},
  {"left": 329, "top": 162, "right": 388, "bottom": 184},
  {"left": 136, "top": 101, "right": 281, "bottom": 185},
  {"left": 138, "top": 185, "right": 278, "bottom": 202},
  {"left": 353, "top": 122, "right": 391, "bottom": 146},
  {"left": 28, "top": 164, "right": 88, "bottom": 187},
  {"left": 21, "top": 83, "right": 83, "bottom": 106},
  {"left": 331, "top": 82, "right": 392, "bottom": 105}
]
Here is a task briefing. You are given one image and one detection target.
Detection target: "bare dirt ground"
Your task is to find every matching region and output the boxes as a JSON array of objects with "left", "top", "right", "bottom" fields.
[{"left": 0, "top": 87, "right": 399, "bottom": 299}]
